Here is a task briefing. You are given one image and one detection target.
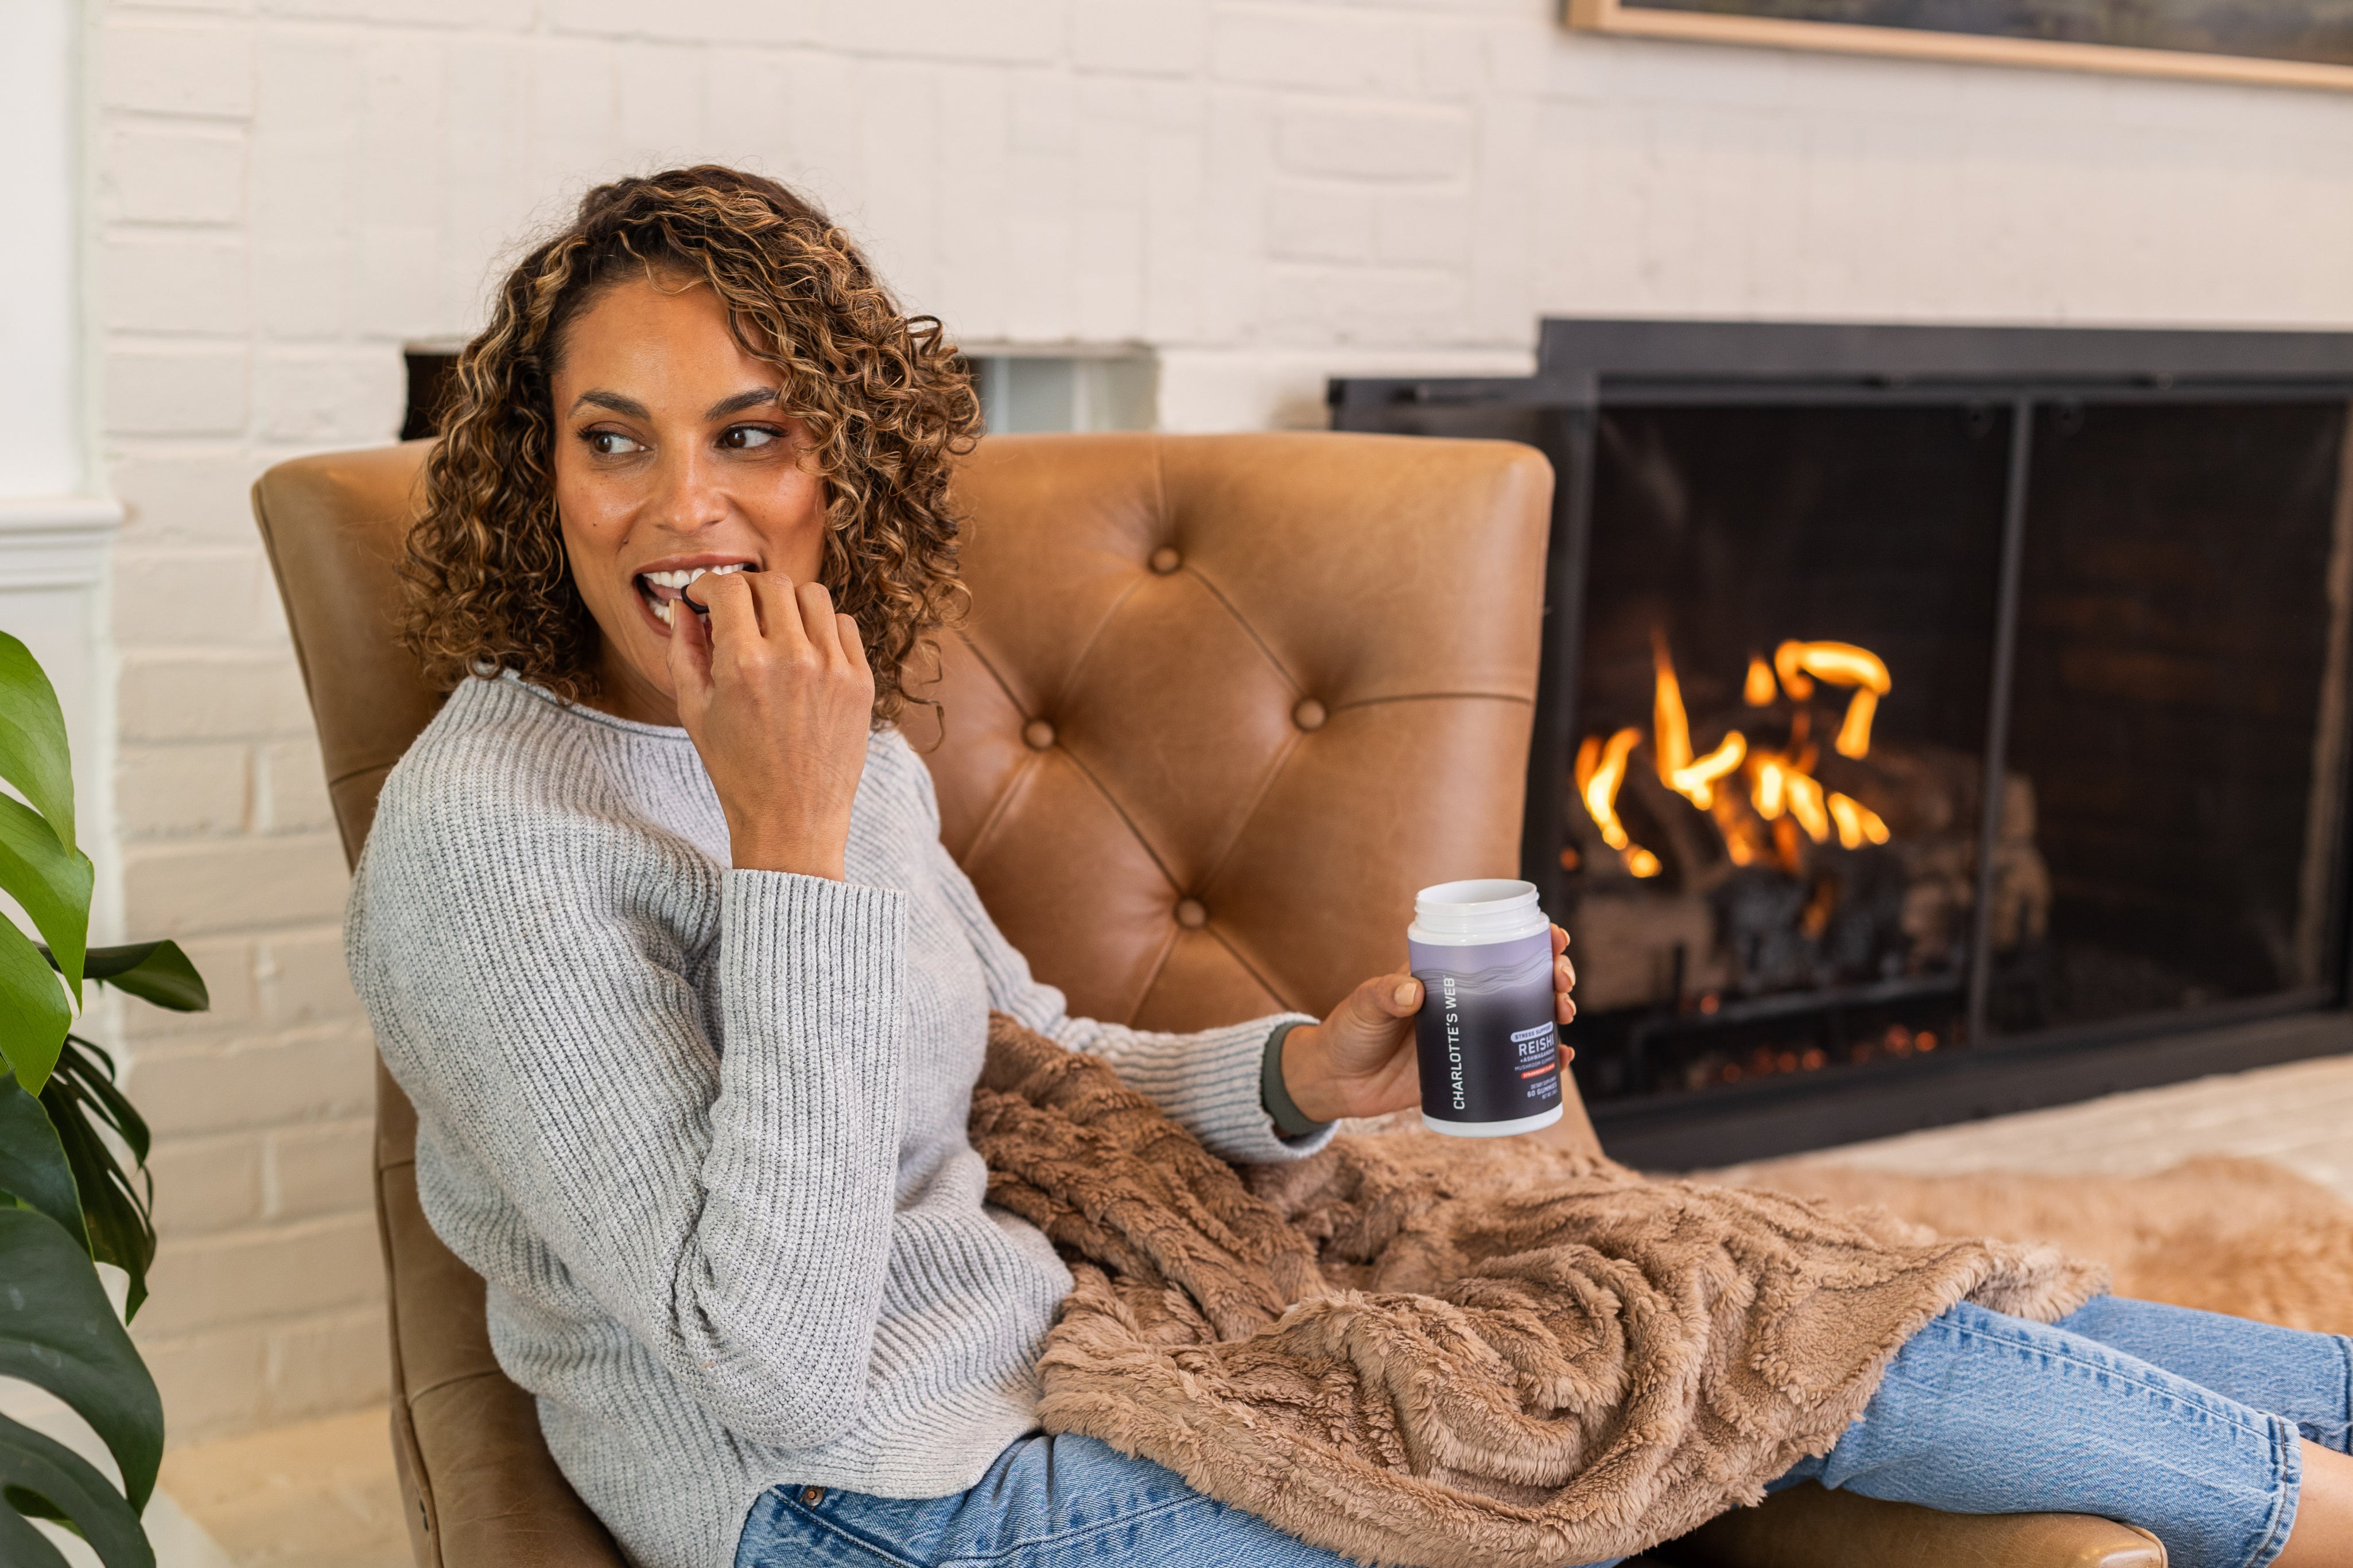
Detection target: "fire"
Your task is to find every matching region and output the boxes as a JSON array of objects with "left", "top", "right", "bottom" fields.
[
  {"left": 1651, "top": 633, "right": 1693, "bottom": 777},
  {"left": 1675, "top": 733, "right": 1747, "bottom": 809},
  {"left": 1575, "top": 630, "right": 1897, "bottom": 880},
  {"left": 1752, "top": 753, "right": 1789, "bottom": 819},
  {"left": 1783, "top": 769, "right": 1830, "bottom": 843},
  {"left": 1710, "top": 791, "right": 1767, "bottom": 866},
  {"left": 1772, "top": 641, "right": 1891, "bottom": 759},
  {"left": 1575, "top": 728, "right": 1640, "bottom": 848},
  {"left": 1827, "top": 791, "right": 1890, "bottom": 850},
  {"left": 1574, "top": 727, "right": 1662, "bottom": 878},
  {"left": 1651, "top": 636, "right": 1747, "bottom": 808},
  {"left": 1833, "top": 690, "right": 1881, "bottom": 759}
]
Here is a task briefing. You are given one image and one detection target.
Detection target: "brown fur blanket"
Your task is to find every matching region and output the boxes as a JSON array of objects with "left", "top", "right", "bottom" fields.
[{"left": 968, "top": 1015, "right": 2106, "bottom": 1568}]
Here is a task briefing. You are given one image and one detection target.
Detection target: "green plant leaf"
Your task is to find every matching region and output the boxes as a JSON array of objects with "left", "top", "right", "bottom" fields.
[
  {"left": 44, "top": 1039, "right": 146, "bottom": 1167},
  {"left": 40, "top": 1040, "right": 154, "bottom": 1321},
  {"left": 81, "top": 944, "right": 207, "bottom": 1014},
  {"left": 0, "top": 1208, "right": 163, "bottom": 1512},
  {"left": 0, "top": 921, "right": 72, "bottom": 1094},
  {"left": 0, "top": 796, "right": 90, "bottom": 1000},
  {"left": 0, "top": 632, "right": 73, "bottom": 859},
  {"left": 0, "top": 1074, "right": 88, "bottom": 1254},
  {"left": 0, "top": 1502, "right": 73, "bottom": 1568},
  {"left": 0, "top": 1413, "right": 153, "bottom": 1568}
]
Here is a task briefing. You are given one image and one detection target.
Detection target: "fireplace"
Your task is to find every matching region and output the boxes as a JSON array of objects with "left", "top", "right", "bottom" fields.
[{"left": 1332, "top": 322, "right": 2353, "bottom": 1166}]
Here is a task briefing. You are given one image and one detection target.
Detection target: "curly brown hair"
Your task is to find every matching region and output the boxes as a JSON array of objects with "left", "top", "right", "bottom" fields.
[{"left": 401, "top": 165, "right": 979, "bottom": 724}]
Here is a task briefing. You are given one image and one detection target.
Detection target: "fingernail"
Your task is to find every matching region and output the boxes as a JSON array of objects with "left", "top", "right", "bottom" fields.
[{"left": 1395, "top": 981, "right": 1418, "bottom": 1008}]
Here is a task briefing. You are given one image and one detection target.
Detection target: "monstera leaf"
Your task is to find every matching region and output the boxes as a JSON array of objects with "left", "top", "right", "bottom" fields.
[
  {"left": 21, "top": 1041, "right": 157, "bottom": 1320},
  {"left": 0, "top": 1204, "right": 162, "bottom": 1568},
  {"left": 0, "top": 630, "right": 196, "bottom": 1562},
  {"left": 0, "top": 631, "right": 80, "bottom": 1095},
  {"left": 81, "top": 944, "right": 207, "bottom": 1014},
  {"left": 0, "top": 1074, "right": 85, "bottom": 1250},
  {"left": 0, "top": 1068, "right": 161, "bottom": 1565},
  {"left": 0, "top": 919, "right": 72, "bottom": 1098},
  {"left": 0, "top": 1411, "right": 154, "bottom": 1568},
  {"left": 0, "top": 795, "right": 88, "bottom": 1000},
  {"left": 0, "top": 632, "right": 73, "bottom": 858}
]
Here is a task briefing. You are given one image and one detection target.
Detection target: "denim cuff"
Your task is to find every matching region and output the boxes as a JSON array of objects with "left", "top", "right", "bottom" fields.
[{"left": 1260, "top": 1021, "right": 1333, "bottom": 1140}]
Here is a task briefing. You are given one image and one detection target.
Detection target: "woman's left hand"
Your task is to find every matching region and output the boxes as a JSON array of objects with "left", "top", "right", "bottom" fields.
[{"left": 1280, "top": 924, "right": 1577, "bottom": 1125}]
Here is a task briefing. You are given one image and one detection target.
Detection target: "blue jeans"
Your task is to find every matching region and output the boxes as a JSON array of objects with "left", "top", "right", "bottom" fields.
[{"left": 736, "top": 1297, "right": 2353, "bottom": 1568}]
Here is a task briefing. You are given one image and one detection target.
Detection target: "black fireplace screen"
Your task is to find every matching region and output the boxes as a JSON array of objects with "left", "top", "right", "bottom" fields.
[
  {"left": 2006, "top": 401, "right": 2351, "bottom": 1034},
  {"left": 1567, "top": 401, "right": 2010, "bottom": 1099},
  {"left": 1334, "top": 323, "right": 2353, "bottom": 1160}
]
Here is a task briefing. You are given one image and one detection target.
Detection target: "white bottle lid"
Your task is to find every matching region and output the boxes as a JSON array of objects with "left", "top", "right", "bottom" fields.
[{"left": 1410, "top": 878, "right": 1547, "bottom": 944}]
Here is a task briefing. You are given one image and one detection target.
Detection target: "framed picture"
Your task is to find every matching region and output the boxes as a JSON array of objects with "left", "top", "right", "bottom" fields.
[{"left": 1566, "top": 0, "right": 2353, "bottom": 89}]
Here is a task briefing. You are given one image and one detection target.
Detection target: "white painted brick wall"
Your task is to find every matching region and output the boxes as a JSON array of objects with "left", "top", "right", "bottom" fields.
[{"left": 89, "top": 0, "right": 2353, "bottom": 1448}]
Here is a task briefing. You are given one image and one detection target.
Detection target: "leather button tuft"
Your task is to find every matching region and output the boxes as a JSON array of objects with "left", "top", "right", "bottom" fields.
[
  {"left": 1174, "top": 898, "right": 1208, "bottom": 929},
  {"left": 1022, "top": 719, "right": 1056, "bottom": 750},
  {"left": 1292, "top": 698, "right": 1327, "bottom": 732},
  {"left": 1148, "top": 546, "right": 1182, "bottom": 575}
]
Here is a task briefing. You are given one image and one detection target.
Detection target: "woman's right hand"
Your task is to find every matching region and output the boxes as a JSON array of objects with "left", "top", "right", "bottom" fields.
[{"left": 665, "top": 570, "right": 875, "bottom": 880}]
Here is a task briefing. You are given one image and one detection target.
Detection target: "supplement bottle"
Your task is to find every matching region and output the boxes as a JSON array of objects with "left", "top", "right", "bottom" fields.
[{"left": 1408, "top": 878, "right": 1564, "bottom": 1137}]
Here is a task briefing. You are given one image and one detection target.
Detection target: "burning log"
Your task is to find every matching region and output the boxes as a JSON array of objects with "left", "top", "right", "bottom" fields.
[{"left": 1567, "top": 631, "right": 2052, "bottom": 1010}]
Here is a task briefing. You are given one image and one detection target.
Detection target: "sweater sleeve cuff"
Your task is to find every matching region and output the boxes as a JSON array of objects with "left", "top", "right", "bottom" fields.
[
  {"left": 714, "top": 869, "right": 909, "bottom": 1095},
  {"left": 1260, "top": 1021, "right": 1335, "bottom": 1141}
]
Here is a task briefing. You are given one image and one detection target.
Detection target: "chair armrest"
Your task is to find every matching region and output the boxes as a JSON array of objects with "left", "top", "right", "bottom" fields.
[
  {"left": 410, "top": 1371, "right": 628, "bottom": 1567},
  {"left": 1655, "top": 1481, "right": 2165, "bottom": 1568},
  {"left": 376, "top": 1061, "right": 627, "bottom": 1568}
]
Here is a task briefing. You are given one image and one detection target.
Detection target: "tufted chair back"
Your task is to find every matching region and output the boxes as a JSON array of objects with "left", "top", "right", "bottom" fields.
[
  {"left": 903, "top": 433, "right": 1554, "bottom": 1029},
  {"left": 252, "top": 430, "right": 1565, "bottom": 1567}
]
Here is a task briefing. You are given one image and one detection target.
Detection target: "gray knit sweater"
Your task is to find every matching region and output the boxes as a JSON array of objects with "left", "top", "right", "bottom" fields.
[{"left": 346, "top": 674, "right": 1331, "bottom": 1568}]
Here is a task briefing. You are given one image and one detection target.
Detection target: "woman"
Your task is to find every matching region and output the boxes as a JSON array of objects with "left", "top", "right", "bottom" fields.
[{"left": 349, "top": 166, "right": 2353, "bottom": 1568}]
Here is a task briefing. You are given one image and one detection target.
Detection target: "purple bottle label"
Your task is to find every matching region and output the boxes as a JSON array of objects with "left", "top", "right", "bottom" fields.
[{"left": 1409, "top": 930, "right": 1561, "bottom": 1125}]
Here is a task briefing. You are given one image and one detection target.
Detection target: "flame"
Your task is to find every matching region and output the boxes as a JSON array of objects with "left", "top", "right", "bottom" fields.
[
  {"left": 1574, "top": 727, "right": 1661, "bottom": 877},
  {"left": 1673, "top": 733, "right": 1746, "bottom": 809},
  {"left": 1750, "top": 749, "right": 1879, "bottom": 862},
  {"left": 1773, "top": 640, "right": 1892, "bottom": 758},
  {"left": 1575, "top": 633, "right": 1898, "bottom": 882},
  {"left": 1776, "top": 640, "right": 1889, "bottom": 697},
  {"left": 1827, "top": 792, "right": 1890, "bottom": 849},
  {"left": 1784, "top": 769, "right": 1830, "bottom": 843},
  {"left": 1772, "top": 641, "right": 1814, "bottom": 700},
  {"left": 1834, "top": 689, "right": 1879, "bottom": 759},
  {"left": 1711, "top": 791, "right": 1766, "bottom": 866},
  {"left": 1653, "top": 634, "right": 1746, "bottom": 808},
  {"left": 1752, "top": 754, "right": 1789, "bottom": 819},
  {"left": 1575, "top": 729, "right": 1640, "bottom": 849},
  {"left": 1652, "top": 633, "right": 1693, "bottom": 777}
]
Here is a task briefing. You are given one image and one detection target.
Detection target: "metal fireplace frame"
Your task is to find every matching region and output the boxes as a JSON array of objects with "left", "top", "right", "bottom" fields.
[{"left": 1333, "top": 320, "right": 2353, "bottom": 1166}]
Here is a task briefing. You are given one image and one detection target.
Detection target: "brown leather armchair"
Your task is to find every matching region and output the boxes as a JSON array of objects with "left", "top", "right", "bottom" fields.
[{"left": 252, "top": 432, "right": 2161, "bottom": 1568}]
